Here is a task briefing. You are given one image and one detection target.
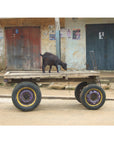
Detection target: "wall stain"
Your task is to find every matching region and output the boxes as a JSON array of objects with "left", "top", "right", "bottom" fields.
[{"left": 73, "top": 51, "right": 78, "bottom": 56}]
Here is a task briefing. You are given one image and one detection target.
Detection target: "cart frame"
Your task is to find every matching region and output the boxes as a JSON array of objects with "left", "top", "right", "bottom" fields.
[{"left": 4, "top": 70, "right": 106, "bottom": 111}]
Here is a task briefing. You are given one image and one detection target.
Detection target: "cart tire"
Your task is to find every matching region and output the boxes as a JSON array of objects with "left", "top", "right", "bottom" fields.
[
  {"left": 80, "top": 84, "right": 106, "bottom": 110},
  {"left": 75, "top": 82, "right": 88, "bottom": 103},
  {"left": 12, "top": 82, "right": 41, "bottom": 111}
]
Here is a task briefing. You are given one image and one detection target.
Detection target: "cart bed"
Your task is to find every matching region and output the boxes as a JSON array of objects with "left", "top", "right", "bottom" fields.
[{"left": 4, "top": 70, "right": 100, "bottom": 83}]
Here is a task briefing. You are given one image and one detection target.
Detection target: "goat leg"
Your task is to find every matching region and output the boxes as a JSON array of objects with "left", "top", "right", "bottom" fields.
[
  {"left": 42, "top": 65, "right": 45, "bottom": 73},
  {"left": 49, "top": 65, "right": 52, "bottom": 73},
  {"left": 56, "top": 65, "right": 59, "bottom": 73}
]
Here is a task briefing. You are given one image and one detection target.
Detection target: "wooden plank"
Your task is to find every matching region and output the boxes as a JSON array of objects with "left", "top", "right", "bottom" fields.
[
  {"left": 0, "top": 18, "right": 65, "bottom": 27},
  {"left": 4, "top": 71, "right": 100, "bottom": 80}
]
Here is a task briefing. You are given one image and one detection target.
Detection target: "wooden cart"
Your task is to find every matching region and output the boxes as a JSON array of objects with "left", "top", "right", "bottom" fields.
[{"left": 4, "top": 71, "right": 106, "bottom": 111}]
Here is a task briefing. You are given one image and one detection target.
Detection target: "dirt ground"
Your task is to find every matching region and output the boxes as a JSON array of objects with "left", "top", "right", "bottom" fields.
[{"left": 0, "top": 86, "right": 114, "bottom": 125}]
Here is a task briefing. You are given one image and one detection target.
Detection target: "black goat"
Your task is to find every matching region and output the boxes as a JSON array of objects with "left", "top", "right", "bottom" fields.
[{"left": 40, "top": 52, "right": 67, "bottom": 73}]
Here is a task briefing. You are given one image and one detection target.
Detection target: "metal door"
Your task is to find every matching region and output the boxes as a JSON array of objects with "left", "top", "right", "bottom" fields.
[
  {"left": 5, "top": 27, "right": 41, "bottom": 70},
  {"left": 86, "top": 24, "right": 114, "bottom": 70}
]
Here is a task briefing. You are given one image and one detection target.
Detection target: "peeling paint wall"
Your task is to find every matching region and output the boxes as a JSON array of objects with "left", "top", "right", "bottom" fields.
[
  {"left": 41, "top": 24, "right": 66, "bottom": 71},
  {"left": 41, "top": 24, "right": 65, "bottom": 61},
  {"left": 41, "top": 24, "right": 56, "bottom": 55},
  {"left": 0, "top": 28, "right": 5, "bottom": 71},
  {"left": 65, "top": 18, "right": 86, "bottom": 70},
  {"left": 65, "top": 18, "right": 114, "bottom": 71}
]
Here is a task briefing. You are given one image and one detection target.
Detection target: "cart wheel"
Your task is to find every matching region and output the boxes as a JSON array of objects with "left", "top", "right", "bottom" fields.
[
  {"left": 12, "top": 82, "right": 41, "bottom": 111},
  {"left": 75, "top": 82, "right": 88, "bottom": 103},
  {"left": 80, "top": 84, "right": 106, "bottom": 110}
]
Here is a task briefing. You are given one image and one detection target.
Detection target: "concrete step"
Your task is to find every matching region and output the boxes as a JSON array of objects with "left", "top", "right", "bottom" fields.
[{"left": 47, "top": 81, "right": 112, "bottom": 90}]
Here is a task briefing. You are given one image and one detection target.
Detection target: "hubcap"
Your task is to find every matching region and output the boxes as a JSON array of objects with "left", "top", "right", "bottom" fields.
[
  {"left": 19, "top": 89, "right": 35, "bottom": 105},
  {"left": 86, "top": 90, "right": 101, "bottom": 105}
]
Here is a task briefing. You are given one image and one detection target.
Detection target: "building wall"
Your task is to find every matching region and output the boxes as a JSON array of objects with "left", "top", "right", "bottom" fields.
[
  {"left": 0, "top": 27, "right": 5, "bottom": 70},
  {"left": 41, "top": 23, "right": 66, "bottom": 71},
  {"left": 0, "top": 18, "right": 65, "bottom": 71},
  {"left": 65, "top": 18, "right": 114, "bottom": 70},
  {"left": 0, "top": 18, "right": 114, "bottom": 71},
  {"left": 41, "top": 24, "right": 65, "bottom": 60}
]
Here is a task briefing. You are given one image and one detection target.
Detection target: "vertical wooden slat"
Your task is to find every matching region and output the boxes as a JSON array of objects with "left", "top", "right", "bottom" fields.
[{"left": 5, "top": 27, "right": 41, "bottom": 70}]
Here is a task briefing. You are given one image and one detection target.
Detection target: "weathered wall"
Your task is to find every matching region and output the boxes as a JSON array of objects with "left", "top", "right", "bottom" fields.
[
  {"left": 65, "top": 18, "right": 86, "bottom": 70},
  {"left": 1, "top": 18, "right": 114, "bottom": 71},
  {"left": 41, "top": 24, "right": 65, "bottom": 60},
  {"left": 0, "top": 28, "right": 5, "bottom": 71},
  {"left": 41, "top": 24, "right": 56, "bottom": 54},
  {"left": 41, "top": 23, "right": 66, "bottom": 71},
  {"left": 65, "top": 18, "right": 114, "bottom": 70},
  {"left": 0, "top": 18, "right": 65, "bottom": 71}
]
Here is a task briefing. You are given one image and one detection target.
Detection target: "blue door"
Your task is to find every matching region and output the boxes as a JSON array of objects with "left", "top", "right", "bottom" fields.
[{"left": 86, "top": 24, "right": 114, "bottom": 70}]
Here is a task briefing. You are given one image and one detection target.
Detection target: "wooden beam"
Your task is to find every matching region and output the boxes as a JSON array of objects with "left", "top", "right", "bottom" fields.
[{"left": 0, "top": 18, "right": 65, "bottom": 27}]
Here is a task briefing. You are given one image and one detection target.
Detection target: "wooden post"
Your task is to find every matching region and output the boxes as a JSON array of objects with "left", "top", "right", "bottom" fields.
[{"left": 55, "top": 18, "right": 61, "bottom": 71}]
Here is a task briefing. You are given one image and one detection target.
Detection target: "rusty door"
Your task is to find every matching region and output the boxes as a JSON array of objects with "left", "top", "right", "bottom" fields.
[{"left": 5, "top": 27, "right": 41, "bottom": 70}]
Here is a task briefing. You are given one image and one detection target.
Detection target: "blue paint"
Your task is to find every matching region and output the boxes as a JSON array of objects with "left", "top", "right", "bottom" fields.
[
  {"left": 56, "top": 30, "right": 61, "bottom": 59},
  {"left": 16, "top": 29, "right": 19, "bottom": 34},
  {"left": 55, "top": 30, "right": 61, "bottom": 71},
  {"left": 49, "top": 34, "right": 56, "bottom": 40},
  {"left": 86, "top": 24, "right": 114, "bottom": 70}
]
